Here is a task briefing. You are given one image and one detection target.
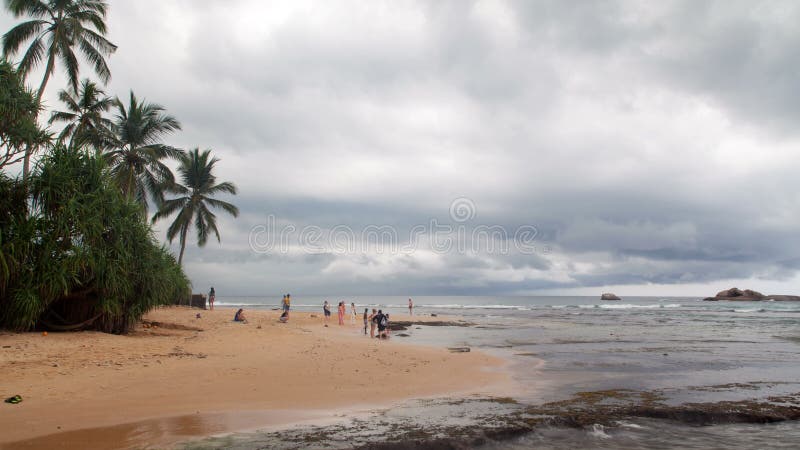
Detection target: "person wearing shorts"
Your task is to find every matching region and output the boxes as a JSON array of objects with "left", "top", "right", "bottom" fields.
[{"left": 323, "top": 301, "right": 331, "bottom": 326}]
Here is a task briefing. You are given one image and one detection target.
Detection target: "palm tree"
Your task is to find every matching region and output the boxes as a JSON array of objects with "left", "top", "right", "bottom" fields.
[
  {"left": 49, "top": 78, "right": 114, "bottom": 150},
  {"left": 106, "top": 91, "right": 182, "bottom": 215},
  {"left": 153, "top": 148, "right": 239, "bottom": 266},
  {"left": 2, "top": 0, "right": 117, "bottom": 177}
]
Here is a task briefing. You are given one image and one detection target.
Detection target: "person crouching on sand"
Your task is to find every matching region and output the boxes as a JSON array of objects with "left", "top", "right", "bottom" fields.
[
  {"left": 279, "top": 310, "right": 289, "bottom": 323},
  {"left": 369, "top": 308, "right": 377, "bottom": 338},
  {"left": 234, "top": 308, "right": 248, "bottom": 323}
]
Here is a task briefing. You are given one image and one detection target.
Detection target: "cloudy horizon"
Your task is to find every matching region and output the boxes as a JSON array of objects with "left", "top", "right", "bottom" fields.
[{"left": 3, "top": 0, "right": 800, "bottom": 297}]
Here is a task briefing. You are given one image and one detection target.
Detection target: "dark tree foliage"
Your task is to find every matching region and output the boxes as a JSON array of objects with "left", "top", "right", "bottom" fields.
[
  {"left": 0, "top": 59, "right": 49, "bottom": 170},
  {"left": 0, "top": 147, "right": 190, "bottom": 333}
]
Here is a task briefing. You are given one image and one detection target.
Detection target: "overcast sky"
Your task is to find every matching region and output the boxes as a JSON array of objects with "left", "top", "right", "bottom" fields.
[{"left": 4, "top": 0, "right": 800, "bottom": 297}]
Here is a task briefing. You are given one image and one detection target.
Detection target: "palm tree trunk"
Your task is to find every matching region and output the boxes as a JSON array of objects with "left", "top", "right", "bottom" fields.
[
  {"left": 23, "top": 51, "right": 56, "bottom": 180},
  {"left": 177, "top": 224, "right": 188, "bottom": 305},
  {"left": 177, "top": 224, "right": 188, "bottom": 266},
  {"left": 35, "top": 52, "right": 56, "bottom": 104}
]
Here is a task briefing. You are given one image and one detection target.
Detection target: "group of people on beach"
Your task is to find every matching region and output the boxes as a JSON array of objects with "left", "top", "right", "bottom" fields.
[
  {"left": 323, "top": 301, "right": 357, "bottom": 326},
  {"left": 279, "top": 294, "right": 291, "bottom": 322},
  {"left": 319, "top": 298, "right": 415, "bottom": 339},
  {"left": 230, "top": 294, "right": 416, "bottom": 334},
  {"left": 323, "top": 300, "right": 390, "bottom": 338}
]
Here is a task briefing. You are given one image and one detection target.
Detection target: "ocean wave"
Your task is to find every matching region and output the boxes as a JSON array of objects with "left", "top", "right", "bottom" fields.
[
  {"left": 733, "top": 308, "right": 766, "bottom": 313},
  {"left": 417, "top": 304, "right": 526, "bottom": 310},
  {"left": 588, "top": 424, "right": 611, "bottom": 439},
  {"left": 615, "top": 420, "right": 645, "bottom": 429},
  {"left": 578, "top": 303, "right": 683, "bottom": 310},
  {"left": 214, "top": 303, "right": 270, "bottom": 307}
]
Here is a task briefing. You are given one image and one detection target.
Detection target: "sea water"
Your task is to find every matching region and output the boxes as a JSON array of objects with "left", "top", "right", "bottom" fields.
[{"left": 190, "top": 296, "right": 800, "bottom": 449}]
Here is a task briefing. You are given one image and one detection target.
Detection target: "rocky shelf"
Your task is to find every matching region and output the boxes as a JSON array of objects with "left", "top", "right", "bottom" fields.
[{"left": 704, "top": 287, "right": 800, "bottom": 302}]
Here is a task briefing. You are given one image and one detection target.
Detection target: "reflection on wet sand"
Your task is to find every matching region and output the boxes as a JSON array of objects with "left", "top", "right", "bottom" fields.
[{"left": 3, "top": 409, "right": 321, "bottom": 450}]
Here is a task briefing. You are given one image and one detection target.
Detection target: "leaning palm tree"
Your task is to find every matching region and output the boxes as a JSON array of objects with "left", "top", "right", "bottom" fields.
[
  {"left": 49, "top": 78, "right": 114, "bottom": 150},
  {"left": 153, "top": 148, "right": 239, "bottom": 266},
  {"left": 2, "top": 0, "right": 117, "bottom": 178},
  {"left": 106, "top": 91, "right": 182, "bottom": 215}
]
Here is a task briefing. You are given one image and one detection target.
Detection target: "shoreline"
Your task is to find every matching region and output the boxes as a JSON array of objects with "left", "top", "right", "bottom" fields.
[{"left": 0, "top": 306, "right": 509, "bottom": 449}]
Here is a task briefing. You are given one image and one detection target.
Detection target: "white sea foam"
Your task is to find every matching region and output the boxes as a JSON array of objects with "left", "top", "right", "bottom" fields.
[
  {"left": 615, "top": 420, "right": 645, "bottom": 429},
  {"left": 576, "top": 303, "right": 683, "bottom": 310},
  {"left": 417, "top": 304, "right": 524, "bottom": 310},
  {"left": 588, "top": 424, "right": 611, "bottom": 439}
]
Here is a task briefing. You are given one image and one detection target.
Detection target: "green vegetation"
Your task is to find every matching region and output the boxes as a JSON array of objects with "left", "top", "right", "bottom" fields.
[
  {"left": 0, "top": 59, "right": 49, "bottom": 169},
  {"left": 0, "top": 1, "right": 238, "bottom": 333},
  {"left": 49, "top": 78, "right": 114, "bottom": 150},
  {"left": 153, "top": 148, "right": 240, "bottom": 266},
  {"left": 0, "top": 147, "right": 190, "bottom": 333},
  {"left": 2, "top": 0, "right": 117, "bottom": 178},
  {"left": 106, "top": 91, "right": 182, "bottom": 214}
]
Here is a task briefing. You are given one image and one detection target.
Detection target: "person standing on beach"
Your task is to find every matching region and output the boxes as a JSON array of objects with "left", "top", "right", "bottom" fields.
[
  {"left": 350, "top": 302, "right": 357, "bottom": 324},
  {"left": 285, "top": 294, "right": 291, "bottom": 312},
  {"left": 375, "top": 309, "right": 387, "bottom": 339},
  {"left": 408, "top": 298, "right": 413, "bottom": 316},
  {"left": 338, "top": 301, "right": 345, "bottom": 325},
  {"left": 363, "top": 308, "right": 369, "bottom": 335},
  {"left": 208, "top": 287, "right": 215, "bottom": 310},
  {"left": 369, "top": 308, "right": 377, "bottom": 338},
  {"left": 323, "top": 301, "right": 331, "bottom": 326}
]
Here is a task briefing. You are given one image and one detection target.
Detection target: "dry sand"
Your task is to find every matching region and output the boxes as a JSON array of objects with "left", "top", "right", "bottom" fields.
[{"left": 0, "top": 306, "right": 508, "bottom": 449}]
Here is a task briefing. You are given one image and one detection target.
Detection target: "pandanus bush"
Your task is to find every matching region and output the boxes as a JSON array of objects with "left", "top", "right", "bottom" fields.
[{"left": 0, "top": 146, "right": 190, "bottom": 333}]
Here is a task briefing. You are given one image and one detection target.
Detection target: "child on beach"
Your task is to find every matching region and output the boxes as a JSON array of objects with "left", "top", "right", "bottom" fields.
[{"left": 233, "top": 309, "right": 247, "bottom": 323}]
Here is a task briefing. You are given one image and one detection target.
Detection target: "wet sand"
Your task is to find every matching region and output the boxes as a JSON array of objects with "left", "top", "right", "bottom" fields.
[{"left": 0, "top": 307, "right": 507, "bottom": 449}]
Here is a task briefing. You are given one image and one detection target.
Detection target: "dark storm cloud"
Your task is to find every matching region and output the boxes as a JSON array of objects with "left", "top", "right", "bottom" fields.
[{"left": 3, "top": 1, "right": 799, "bottom": 295}]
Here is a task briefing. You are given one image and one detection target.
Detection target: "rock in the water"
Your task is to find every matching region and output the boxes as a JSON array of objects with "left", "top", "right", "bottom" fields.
[
  {"left": 705, "top": 287, "right": 767, "bottom": 301},
  {"left": 600, "top": 293, "right": 621, "bottom": 300}
]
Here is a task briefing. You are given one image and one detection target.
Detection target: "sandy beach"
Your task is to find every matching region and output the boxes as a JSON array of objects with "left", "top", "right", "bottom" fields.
[{"left": 0, "top": 306, "right": 507, "bottom": 449}]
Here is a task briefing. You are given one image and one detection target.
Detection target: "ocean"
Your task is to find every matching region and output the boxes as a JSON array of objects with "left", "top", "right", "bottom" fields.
[{"left": 188, "top": 296, "right": 800, "bottom": 449}]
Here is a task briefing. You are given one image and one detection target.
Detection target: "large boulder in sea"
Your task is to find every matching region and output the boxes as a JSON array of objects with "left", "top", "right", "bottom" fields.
[
  {"left": 600, "top": 293, "right": 621, "bottom": 300},
  {"left": 703, "top": 287, "right": 765, "bottom": 301}
]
